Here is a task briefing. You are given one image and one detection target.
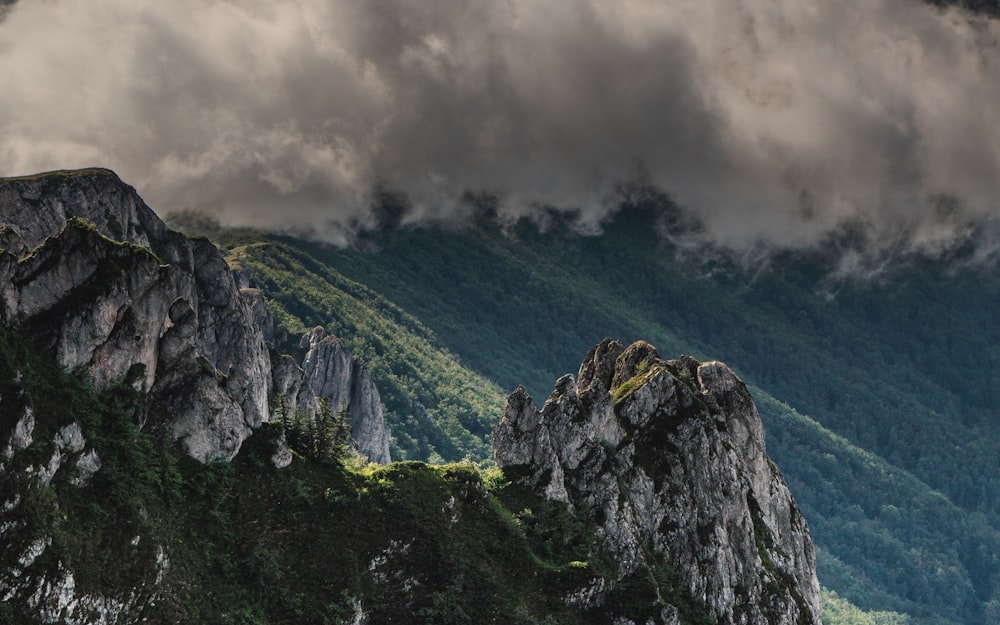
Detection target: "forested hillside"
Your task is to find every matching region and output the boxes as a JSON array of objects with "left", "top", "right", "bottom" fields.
[
  {"left": 230, "top": 238, "right": 505, "bottom": 464},
  {"left": 173, "top": 203, "right": 1000, "bottom": 625}
]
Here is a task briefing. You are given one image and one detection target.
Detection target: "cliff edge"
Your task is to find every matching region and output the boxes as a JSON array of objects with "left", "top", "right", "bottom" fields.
[
  {"left": 494, "top": 338, "right": 822, "bottom": 625},
  {"left": 0, "top": 168, "right": 390, "bottom": 463}
]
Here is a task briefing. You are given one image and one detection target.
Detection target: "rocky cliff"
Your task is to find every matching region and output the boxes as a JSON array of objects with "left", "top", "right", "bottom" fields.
[
  {"left": 494, "top": 339, "right": 822, "bottom": 625},
  {"left": 268, "top": 326, "right": 392, "bottom": 464},
  {"left": 0, "top": 168, "right": 390, "bottom": 463},
  {"left": 0, "top": 169, "right": 269, "bottom": 461}
]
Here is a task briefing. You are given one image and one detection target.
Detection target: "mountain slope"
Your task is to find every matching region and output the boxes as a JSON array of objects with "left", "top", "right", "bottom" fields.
[
  {"left": 224, "top": 238, "right": 506, "bottom": 463},
  {"left": 183, "top": 207, "right": 1000, "bottom": 625}
]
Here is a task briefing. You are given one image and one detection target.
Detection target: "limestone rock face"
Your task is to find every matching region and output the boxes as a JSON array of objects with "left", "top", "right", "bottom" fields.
[
  {"left": 299, "top": 327, "right": 392, "bottom": 465},
  {"left": 493, "top": 339, "right": 821, "bottom": 625},
  {"left": 271, "top": 353, "right": 320, "bottom": 423},
  {"left": 0, "top": 168, "right": 392, "bottom": 465},
  {"left": 0, "top": 169, "right": 270, "bottom": 461},
  {"left": 268, "top": 327, "right": 392, "bottom": 464},
  {"left": 0, "top": 169, "right": 169, "bottom": 253}
]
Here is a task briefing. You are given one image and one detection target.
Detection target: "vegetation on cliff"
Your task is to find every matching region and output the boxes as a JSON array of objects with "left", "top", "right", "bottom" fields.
[
  {"left": 1, "top": 326, "right": 732, "bottom": 624},
  {"left": 169, "top": 204, "right": 999, "bottom": 625}
]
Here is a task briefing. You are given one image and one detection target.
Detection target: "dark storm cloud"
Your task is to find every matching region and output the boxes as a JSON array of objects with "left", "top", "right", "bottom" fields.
[{"left": 1, "top": 0, "right": 999, "bottom": 256}]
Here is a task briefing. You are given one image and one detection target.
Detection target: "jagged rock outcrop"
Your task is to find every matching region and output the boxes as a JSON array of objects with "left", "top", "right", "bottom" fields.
[
  {"left": 0, "top": 169, "right": 269, "bottom": 461},
  {"left": 299, "top": 327, "right": 392, "bottom": 464},
  {"left": 494, "top": 339, "right": 822, "bottom": 625},
  {"left": 0, "top": 168, "right": 391, "bottom": 464},
  {"left": 234, "top": 250, "right": 392, "bottom": 463},
  {"left": 268, "top": 327, "right": 392, "bottom": 464}
]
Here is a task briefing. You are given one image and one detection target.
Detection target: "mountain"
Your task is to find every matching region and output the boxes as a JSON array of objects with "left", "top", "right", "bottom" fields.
[
  {"left": 0, "top": 169, "right": 391, "bottom": 465},
  {"left": 1, "top": 169, "right": 824, "bottom": 624},
  {"left": 176, "top": 200, "right": 1000, "bottom": 625},
  {"left": 494, "top": 339, "right": 820, "bottom": 625}
]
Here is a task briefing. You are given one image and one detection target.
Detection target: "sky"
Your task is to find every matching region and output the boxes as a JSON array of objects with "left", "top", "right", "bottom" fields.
[{"left": 1, "top": 0, "right": 1000, "bottom": 261}]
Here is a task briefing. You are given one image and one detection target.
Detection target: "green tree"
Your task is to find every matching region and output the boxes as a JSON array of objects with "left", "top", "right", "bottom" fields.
[{"left": 287, "top": 399, "right": 352, "bottom": 465}]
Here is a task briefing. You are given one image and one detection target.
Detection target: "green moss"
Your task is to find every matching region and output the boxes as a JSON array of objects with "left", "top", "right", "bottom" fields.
[
  {"left": 612, "top": 364, "right": 669, "bottom": 405},
  {"left": 662, "top": 362, "right": 697, "bottom": 391},
  {"left": 16, "top": 217, "right": 157, "bottom": 269}
]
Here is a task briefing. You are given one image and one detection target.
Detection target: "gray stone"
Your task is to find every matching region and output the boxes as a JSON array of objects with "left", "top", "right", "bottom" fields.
[
  {"left": 1, "top": 169, "right": 394, "bottom": 465},
  {"left": 300, "top": 327, "right": 392, "bottom": 464},
  {"left": 270, "top": 432, "right": 293, "bottom": 469},
  {"left": 0, "top": 170, "right": 272, "bottom": 462},
  {"left": 71, "top": 449, "right": 102, "bottom": 487},
  {"left": 54, "top": 423, "right": 85, "bottom": 454},
  {"left": 493, "top": 339, "right": 822, "bottom": 625},
  {"left": 5, "top": 408, "right": 34, "bottom": 458}
]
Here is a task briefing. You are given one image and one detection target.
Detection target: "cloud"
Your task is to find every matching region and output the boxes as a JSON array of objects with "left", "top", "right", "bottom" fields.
[{"left": 1, "top": 0, "right": 999, "bottom": 256}]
